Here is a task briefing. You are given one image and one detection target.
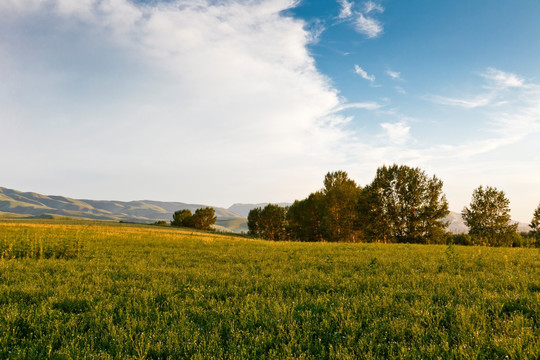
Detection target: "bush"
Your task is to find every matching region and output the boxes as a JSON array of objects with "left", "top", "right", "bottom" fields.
[
  {"left": 171, "top": 207, "right": 216, "bottom": 230},
  {"left": 152, "top": 220, "right": 168, "bottom": 226},
  {"left": 171, "top": 209, "right": 193, "bottom": 227}
]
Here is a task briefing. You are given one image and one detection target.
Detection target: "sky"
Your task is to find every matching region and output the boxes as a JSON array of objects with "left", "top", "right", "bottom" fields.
[{"left": 1, "top": 0, "right": 540, "bottom": 221}]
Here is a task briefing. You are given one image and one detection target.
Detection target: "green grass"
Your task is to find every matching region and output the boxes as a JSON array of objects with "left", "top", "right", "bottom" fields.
[{"left": 0, "top": 220, "right": 539, "bottom": 359}]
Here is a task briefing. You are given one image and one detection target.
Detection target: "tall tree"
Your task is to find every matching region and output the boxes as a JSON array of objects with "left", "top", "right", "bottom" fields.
[
  {"left": 529, "top": 202, "right": 540, "bottom": 246},
  {"left": 321, "top": 171, "right": 362, "bottom": 242},
  {"left": 359, "top": 164, "right": 449, "bottom": 243},
  {"left": 247, "top": 207, "right": 261, "bottom": 236},
  {"left": 287, "top": 191, "right": 325, "bottom": 242},
  {"left": 248, "top": 204, "right": 287, "bottom": 240},
  {"left": 462, "top": 186, "right": 517, "bottom": 246}
]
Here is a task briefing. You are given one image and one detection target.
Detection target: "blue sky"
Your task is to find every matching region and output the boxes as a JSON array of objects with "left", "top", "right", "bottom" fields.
[{"left": 1, "top": 0, "right": 539, "bottom": 221}]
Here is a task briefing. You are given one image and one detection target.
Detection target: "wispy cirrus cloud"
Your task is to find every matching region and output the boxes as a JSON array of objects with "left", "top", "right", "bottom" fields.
[
  {"left": 428, "top": 68, "right": 540, "bottom": 153},
  {"left": 430, "top": 94, "right": 494, "bottom": 109},
  {"left": 363, "top": 1, "right": 384, "bottom": 14},
  {"left": 338, "top": 0, "right": 353, "bottom": 19},
  {"left": 332, "top": 101, "right": 382, "bottom": 112},
  {"left": 354, "top": 64, "right": 375, "bottom": 82},
  {"left": 429, "top": 68, "right": 528, "bottom": 110},
  {"left": 386, "top": 69, "right": 401, "bottom": 80},
  {"left": 336, "top": 0, "right": 384, "bottom": 38},
  {"left": 355, "top": 14, "right": 383, "bottom": 38}
]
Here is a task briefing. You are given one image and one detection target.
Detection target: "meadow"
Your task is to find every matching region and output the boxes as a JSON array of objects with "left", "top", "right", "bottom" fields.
[{"left": 0, "top": 220, "right": 539, "bottom": 359}]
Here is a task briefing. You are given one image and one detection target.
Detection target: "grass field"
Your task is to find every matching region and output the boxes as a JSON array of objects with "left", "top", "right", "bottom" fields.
[{"left": 0, "top": 220, "right": 539, "bottom": 359}]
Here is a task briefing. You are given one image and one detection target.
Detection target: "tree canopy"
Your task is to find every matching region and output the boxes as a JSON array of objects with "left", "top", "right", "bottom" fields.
[
  {"left": 358, "top": 164, "right": 449, "bottom": 244},
  {"left": 285, "top": 171, "right": 361, "bottom": 242},
  {"left": 191, "top": 207, "right": 217, "bottom": 230},
  {"left": 286, "top": 192, "right": 325, "bottom": 242},
  {"left": 171, "top": 209, "right": 193, "bottom": 227},
  {"left": 171, "top": 207, "right": 216, "bottom": 230},
  {"left": 462, "top": 186, "right": 517, "bottom": 246},
  {"left": 248, "top": 204, "right": 287, "bottom": 240},
  {"left": 241, "top": 166, "right": 531, "bottom": 248},
  {"left": 320, "top": 171, "right": 362, "bottom": 242}
]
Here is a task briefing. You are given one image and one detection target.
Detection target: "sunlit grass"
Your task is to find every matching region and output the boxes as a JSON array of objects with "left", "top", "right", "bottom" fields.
[{"left": 0, "top": 220, "right": 539, "bottom": 359}]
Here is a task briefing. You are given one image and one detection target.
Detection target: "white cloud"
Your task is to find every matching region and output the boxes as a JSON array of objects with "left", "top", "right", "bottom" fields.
[
  {"left": 430, "top": 94, "right": 494, "bottom": 109},
  {"left": 338, "top": 0, "right": 353, "bottom": 19},
  {"left": 364, "top": 1, "right": 384, "bottom": 14},
  {"left": 355, "top": 13, "right": 383, "bottom": 38},
  {"left": 380, "top": 121, "right": 411, "bottom": 145},
  {"left": 354, "top": 64, "right": 375, "bottom": 82},
  {"left": 2, "top": 3, "right": 538, "bottom": 221},
  {"left": 357, "top": 67, "right": 540, "bottom": 220},
  {"left": 335, "top": 0, "right": 384, "bottom": 38},
  {"left": 386, "top": 69, "right": 401, "bottom": 80},
  {"left": 426, "top": 68, "right": 540, "bottom": 159},
  {"left": 430, "top": 68, "right": 528, "bottom": 109},
  {"left": 333, "top": 102, "right": 382, "bottom": 112},
  {"left": 306, "top": 21, "right": 326, "bottom": 44},
  {"left": 482, "top": 67, "right": 524, "bottom": 89},
  {"left": 0, "top": 0, "right": 355, "bottom": 205}
]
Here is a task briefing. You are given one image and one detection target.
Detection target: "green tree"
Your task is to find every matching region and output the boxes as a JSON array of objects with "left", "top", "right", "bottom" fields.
[
  {"left": 248, "top": 204, "right": 287, "bottom": 240},
  {"left": 247, "top": 207, "right": 261, "bottom": 236},
  {"left": 359, "top": 164, "right": 449, "bottom": 243},
  {"left": 286, "top": 192, "right": 325, "bottom": 242},
  {"left": 462, "top": 186, "right": 517, "bottom": 246},
  {"left": 529, "top": 202, "right": 540, "bottom": 246},
  {"left": 320, "top": 171, "right": 362, "bottom": 242},
  {"left": 191, "top": 207, "right": 217, "bottom": 230},
  {"left": 171, "top": 209, "right": 193, "bottom": 227}
]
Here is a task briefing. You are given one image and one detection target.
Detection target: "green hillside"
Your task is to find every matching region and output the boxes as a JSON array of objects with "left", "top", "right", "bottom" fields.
[
  {"left": 0, "top": 187, "right": 242, "bottom": 224},
  {"left": 215, "top": 217, "right": 249, "bottom": 233}
]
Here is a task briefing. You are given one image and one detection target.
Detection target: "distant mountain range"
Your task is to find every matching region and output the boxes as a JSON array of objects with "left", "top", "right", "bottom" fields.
[
  {"left": 0, "top": 186, "right": 241, "bottom": 223},
  {"left": 443, "top": 210, "right": 530, "bottom": 234},
  {"left": 228, "top": 202, "right": 292, "bottom": 218},
  {"left": 0, "top": 187, "right": 531, "bottom": 234}
]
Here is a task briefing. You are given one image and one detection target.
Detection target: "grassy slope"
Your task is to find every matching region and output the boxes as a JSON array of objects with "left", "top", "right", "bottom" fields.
[{"left": 0, "top": 220, "right": 539, "bottom": 359}]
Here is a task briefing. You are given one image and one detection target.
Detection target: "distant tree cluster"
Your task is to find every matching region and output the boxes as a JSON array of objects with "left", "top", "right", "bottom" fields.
[
  {"left": 171, "top": 207, "right": 216, "bottom": 231},
  {"left": 249, "top": 166, "right": 449, "bottom": 244},
  {"left": 248, "top": 164, "right": 538, "bottom": 247},
  {"left": 152, "top": 220, "right": 168, "bottom": 226}
]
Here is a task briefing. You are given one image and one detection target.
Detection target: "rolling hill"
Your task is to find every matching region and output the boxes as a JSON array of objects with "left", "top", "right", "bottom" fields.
[
  {"left": 227, "top": 202, "right": 292, "bottom": 217},
  {"left": 0, "top": 187, "right": 242, "bottom": 224}
]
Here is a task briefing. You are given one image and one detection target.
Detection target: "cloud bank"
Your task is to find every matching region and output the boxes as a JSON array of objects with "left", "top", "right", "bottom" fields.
[{"left": 0, "top": 0, "right": 353, "bottom": 204}]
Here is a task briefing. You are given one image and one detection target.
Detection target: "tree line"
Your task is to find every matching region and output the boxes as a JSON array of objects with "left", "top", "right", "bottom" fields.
[{"left": 248, "top": 164, "right": 540, "bottom": 247}]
